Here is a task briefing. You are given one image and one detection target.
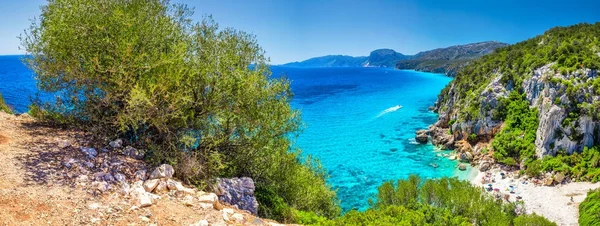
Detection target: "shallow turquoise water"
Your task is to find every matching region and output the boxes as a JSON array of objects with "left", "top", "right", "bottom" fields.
[{"left": 271, "top": 66, "right": 473, "bottom": 211}]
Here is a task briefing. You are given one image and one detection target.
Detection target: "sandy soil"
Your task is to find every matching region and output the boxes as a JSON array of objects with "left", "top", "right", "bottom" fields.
[
  {"left": 0, "top": 112, "right": 283, "bottom": 226},
  {"left": 471, "top": 168, "right": 600, "bottom": 226}
]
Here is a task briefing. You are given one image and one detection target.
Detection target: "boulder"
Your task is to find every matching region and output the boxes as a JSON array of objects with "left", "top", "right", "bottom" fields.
[
  {"left": 416, "top": 134, "right": 428, "bottom": 144},
  {"left": 132, "top": 187, "right": 153, "bottom": 208},
  {"left": 215, "top": 177, "right": 259, "bottom": 215},
  {"left": 415, "top": 130, "right": 429, "bottom": 143},
  {"left": 119, "top": 183, "right": 131, "bottom": 195},
  {"left": 143, "top": 179, "right": 160, "bottom": 192},
  {"left": 109, "top": 139, "right": 123, "bottom": 149},
  {"left": 149, "top": 164, "right": 175, "bottom": 179},
  {"left": 448, "top": 155, "right": 457, "bottom": 160},
  {"left": 479, "top": 161, "right": 492, "bottom": 172},
  {"left": 80, "top": 147, "right": 98, "bottom": 159},
  {"left": 544, "top": 177, "right": 554, "bottom": 186},
  {"left": 459, "top": 152, "right": 474, "bottom": 162},
  {"left": 231, "top": 213, "right": 244, "bottom": 222},
  {"left": 458, "top": 163, "right": 467, "bottom": 171}
]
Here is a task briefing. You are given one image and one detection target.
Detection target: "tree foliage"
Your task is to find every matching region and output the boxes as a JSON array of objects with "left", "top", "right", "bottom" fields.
[
  {"left": 0, "top": 92, "right": 11, "bottom": 113},
  {"left": 580, "top": 189, "right": 600, "bottom": 226},
  {"left": 311, "top": 175, "right": 555, "bottom": 226},
  {"left": 21, "top": 0, "right": 339, "bottom": 221},
  {"left": 492, "top": 92, "right": 539, "bottom": 166}
]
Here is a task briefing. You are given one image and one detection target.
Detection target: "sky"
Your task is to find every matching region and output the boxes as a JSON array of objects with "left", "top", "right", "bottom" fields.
[{"left": 1, "top": 0, "right": 599, "bottom": 64}]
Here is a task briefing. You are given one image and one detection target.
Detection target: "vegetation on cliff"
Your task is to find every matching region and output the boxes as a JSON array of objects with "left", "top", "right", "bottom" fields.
[
  {"left": 580, "top": 188, "right": 600, "bottom": 225},
  {"left": 436, "top": 23, "right": 600, "bottom": 174},
  {"left": 0, "top": 92, "right": 11, "bottom": 113},
  {"left": 21, "top": 0, "right": 339, "bottom": 222}
]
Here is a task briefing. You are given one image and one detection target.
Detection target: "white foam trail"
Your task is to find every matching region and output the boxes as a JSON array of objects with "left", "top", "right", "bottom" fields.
[{"left": 376, "top": 105, "right": 402, "bottom": 118}]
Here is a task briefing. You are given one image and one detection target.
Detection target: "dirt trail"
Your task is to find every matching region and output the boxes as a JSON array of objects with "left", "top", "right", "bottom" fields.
[{"left": 0, "top": 112, "right": 283, "bottom": 226}]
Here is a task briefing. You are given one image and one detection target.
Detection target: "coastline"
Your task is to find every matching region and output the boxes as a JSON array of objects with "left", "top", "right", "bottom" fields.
[{"left": 468, "top": 166, "right": 600, "bottom": 226}]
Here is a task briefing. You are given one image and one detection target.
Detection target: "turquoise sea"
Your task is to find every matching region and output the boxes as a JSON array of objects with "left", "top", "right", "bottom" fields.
[
  {"left": 0, "top": 56, "right": 473, "bottom": 211},
  {"left": 271, "top": 66, "right": 473, "bottom": 211}
]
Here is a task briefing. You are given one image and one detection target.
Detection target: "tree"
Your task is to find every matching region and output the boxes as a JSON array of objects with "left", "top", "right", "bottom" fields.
[{"left": 21, "top": 0, "right": 339, "bottom": 221}]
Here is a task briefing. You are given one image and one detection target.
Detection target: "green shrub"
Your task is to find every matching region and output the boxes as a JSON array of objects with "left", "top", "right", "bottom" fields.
[
  {"left": 514, "top": 214, "right": 557, "bottom": 226},
  {"left": 0, "top": 92, "right": 11, "bottom": 114},
  {"left": 21, "top": 0, "right": 339, "bottom": 221},
  {"left": 315, "top": 175, "right": 553, "bottom": 226},
  {"left": 579, "top": 189, "right": 600, "bottom": 226},
  {"left": 492, "top": 92, "right": 539, "bottom": 166}
]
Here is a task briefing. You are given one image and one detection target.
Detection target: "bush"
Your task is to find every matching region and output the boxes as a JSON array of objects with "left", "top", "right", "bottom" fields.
[
  {"left": 514, "top": 214, "right": 557, "bottom": 226},
  {"left": 492, "top": 92, "right": 539, "bottom": 166},
  {"left": 0, "top": 92, "right": 11, "bottom": 114},
  {"left": 21, "top": 0, "right": 339, "bottom": 221},
  {"left": 316, "top": 175, "right": 553, "bottom": 226},
  {"left": 580, "top": 189, "right": 600, "bottom": 226}
]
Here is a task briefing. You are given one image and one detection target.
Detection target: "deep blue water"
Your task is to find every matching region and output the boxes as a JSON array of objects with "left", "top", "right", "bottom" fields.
[
  {"left": 0, "top": 56, "right": 473, "bottom": 211},
  {"left": 271, "top": 66, "right": 474, "bottom": 211}
]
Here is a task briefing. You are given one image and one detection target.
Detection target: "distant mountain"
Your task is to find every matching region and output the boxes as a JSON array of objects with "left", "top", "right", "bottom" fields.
[
  {"left": 395, "top": 41, "right": 508, "bottom": 76},
  {"left": 282, "top": 49, "right": 409, "bottom": 68},
  {"left": 281, "top": 41, "right": 507, "bottom": 74},
  {"left": 282, "top": 55, "right": 367, "bottom": 68},
  {"left": 365, "top": 49, "right": 411, "bottom": 67}
]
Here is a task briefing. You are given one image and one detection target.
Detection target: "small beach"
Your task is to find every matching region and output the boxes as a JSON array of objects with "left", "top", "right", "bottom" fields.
[{"left": 471, "top": 168, "right": 600, "bottom": 226}]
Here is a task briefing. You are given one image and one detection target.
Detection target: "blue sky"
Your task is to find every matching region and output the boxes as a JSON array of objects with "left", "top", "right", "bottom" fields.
[{"left": 1, "top": 0, "right": 599, "bottom": 64}]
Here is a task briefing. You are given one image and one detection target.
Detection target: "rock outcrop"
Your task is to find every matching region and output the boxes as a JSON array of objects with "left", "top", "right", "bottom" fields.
[
  {"left": 429, "top": 62, "right": 600, "bottom": 161},
  {"left": 215, "top": 177, "right": 260, "bottom": 215}
]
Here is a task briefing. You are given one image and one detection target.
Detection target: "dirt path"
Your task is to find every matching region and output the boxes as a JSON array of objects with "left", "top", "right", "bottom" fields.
[{"left": 0, "top": 112, "right": 283, "bottom": 226}]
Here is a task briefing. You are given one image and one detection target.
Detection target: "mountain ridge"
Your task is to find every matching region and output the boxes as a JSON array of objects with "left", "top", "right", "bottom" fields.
[{"left": 281, "top": 41, "right": 508, "bottom": 75}]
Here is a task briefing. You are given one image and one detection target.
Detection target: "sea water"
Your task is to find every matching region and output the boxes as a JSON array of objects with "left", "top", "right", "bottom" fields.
[
  {"left": 0, "top": 56, "right": 473, "bottom": 211},
  {"left": 271, "top": 66, "right": 472, "bottom": 211}
]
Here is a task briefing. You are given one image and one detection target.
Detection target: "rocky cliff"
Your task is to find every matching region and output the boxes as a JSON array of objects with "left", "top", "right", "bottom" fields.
[{"left": 425, "top": 23, "right": 600, "bottom": 165}]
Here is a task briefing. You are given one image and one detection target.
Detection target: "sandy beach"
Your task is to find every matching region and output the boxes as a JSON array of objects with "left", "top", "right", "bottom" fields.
[{"left": 471, "top": 168, "right": 600, "bottom": 226}]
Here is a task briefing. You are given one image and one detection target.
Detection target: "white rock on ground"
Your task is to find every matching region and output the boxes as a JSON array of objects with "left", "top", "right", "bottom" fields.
[
  {"left": 109, "top": 139, "right": 122, "bottom": 148},
  {"left": 143, "top": 179, "right": 160, "bottom": 192},
  {"left": 190, "top": 220, "right": 209, "bottom": 226},
  {"left": 149, "top": 164, "right": 175, "bottom": 179},
  {"left": 198, "top": 193, "right": 218, "bottom": 203}
]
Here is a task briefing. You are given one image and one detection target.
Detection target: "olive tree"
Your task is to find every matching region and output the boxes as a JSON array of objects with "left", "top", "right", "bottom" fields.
[{"left": 22, "top": 0, "right": 339, "bottom": 221}]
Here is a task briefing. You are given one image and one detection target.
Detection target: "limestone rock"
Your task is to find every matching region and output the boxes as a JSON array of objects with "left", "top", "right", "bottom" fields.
[
  {"left": 80, "top": 147, "right": 98, "bottom": 158},
  {"left": 215, "top": 177, "right": 259, "bottom": 215},
  {"left": 143, "top": 179, "right": 160, "bottom": 193},
  {"left": 458, "top": 163, "right": 467, "bottom": 171},
  {"left": 544, "top": 177, "right": 554, "bottom": 186},
  {"left": 198, "top": 193, "right": 218, "bottom": 203},
  {"left": 415, "top": 130, "right": 429, "bottom": 143},
  {"left": 149, "top": 164, "right": 175, "bottom": 179},
  {"left": 109, "top": 139, "right": 123, "bottom": 149},
  {"left": 167, "top": 179, "right": 196, "bottom": 194},
  {"left": 154, "top": 180, "right": 169, "bottom": 194},
  {"left": 479, "top": 161, "right": 492, "bottom": 172}
]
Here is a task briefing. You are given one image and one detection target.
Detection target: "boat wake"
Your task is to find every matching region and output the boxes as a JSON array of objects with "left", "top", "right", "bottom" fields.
[{"left": 376, "top": 105, "right": 402, "bottom": 118}]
